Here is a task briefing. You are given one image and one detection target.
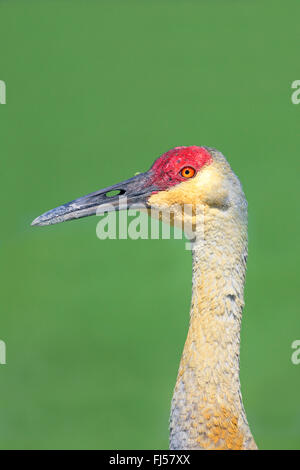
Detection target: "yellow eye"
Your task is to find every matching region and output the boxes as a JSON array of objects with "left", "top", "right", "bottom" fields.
[{"left": 180, "top": 167, "right": 196, "bottom": 178}]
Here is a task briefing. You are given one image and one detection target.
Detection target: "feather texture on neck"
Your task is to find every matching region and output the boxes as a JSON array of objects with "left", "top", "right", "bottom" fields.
[{"left": 169, "top": 179, "right": 257, "bottom": 450}]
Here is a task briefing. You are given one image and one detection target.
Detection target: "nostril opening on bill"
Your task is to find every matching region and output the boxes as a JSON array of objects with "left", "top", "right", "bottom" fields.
[{"left": 105, "top": 189, "right": 126, "bottom": 198}]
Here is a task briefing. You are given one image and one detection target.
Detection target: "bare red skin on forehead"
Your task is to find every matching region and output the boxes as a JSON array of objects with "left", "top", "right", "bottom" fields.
[{"left": 148, "top": 146, "right": 212, "bottom": 190}]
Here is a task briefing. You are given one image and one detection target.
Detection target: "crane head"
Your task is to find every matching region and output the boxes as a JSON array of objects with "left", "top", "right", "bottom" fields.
[{"left": 31, "top": 146, "right": 233, "bottom": 228}]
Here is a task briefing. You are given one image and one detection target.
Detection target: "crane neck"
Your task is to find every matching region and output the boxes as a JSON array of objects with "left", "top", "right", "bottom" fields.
[{"left": 169, "top": 205, "right": 257, "bottom": 450}]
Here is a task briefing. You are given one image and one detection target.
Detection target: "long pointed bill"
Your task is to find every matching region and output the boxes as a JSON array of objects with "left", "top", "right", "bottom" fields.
[{"left": 31, "top": 171, "right": 158, "bottom": 227}]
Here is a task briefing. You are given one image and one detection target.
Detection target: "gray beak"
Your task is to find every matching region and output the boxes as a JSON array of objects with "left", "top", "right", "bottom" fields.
[{"left": 31, "top": 171, "right": 157, "bottom": 227}]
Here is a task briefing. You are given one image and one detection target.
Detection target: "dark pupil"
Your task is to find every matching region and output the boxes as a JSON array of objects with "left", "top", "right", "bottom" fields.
[{"left": 185, "top": 169, "right": 190, "bottom": 174}]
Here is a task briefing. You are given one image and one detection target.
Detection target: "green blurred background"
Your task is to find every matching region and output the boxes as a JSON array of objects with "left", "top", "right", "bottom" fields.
[{"left": 0, "top": 0, "right": 299, "bottom": 449}]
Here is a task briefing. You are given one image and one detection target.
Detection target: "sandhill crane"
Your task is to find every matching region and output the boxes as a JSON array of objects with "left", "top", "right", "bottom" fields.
[{"left": 32, "top": 146, "right": 257, "bottom": 450}]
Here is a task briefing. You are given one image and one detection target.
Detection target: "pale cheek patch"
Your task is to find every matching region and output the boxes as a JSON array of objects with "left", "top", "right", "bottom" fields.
[{"left": 200, "top": 172, "right": 229, "bottom": 208}]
